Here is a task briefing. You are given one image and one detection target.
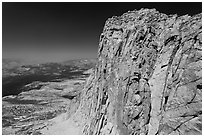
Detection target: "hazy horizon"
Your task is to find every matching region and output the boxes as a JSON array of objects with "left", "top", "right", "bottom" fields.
[{"left": 2, "top": 2, "right": 202, "bottom": 64}]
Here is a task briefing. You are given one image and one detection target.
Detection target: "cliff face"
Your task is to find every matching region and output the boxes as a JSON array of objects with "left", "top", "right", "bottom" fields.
[{"left": 74, "top": 9, "right": 202, "bottom": 135}]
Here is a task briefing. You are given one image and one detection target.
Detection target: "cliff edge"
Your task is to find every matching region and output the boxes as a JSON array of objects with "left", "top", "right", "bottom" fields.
[{"left": 71, "top": 8, "right": 202, "bottom": 135}]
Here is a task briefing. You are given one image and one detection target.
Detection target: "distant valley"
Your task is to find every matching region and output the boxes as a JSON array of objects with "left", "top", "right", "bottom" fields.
[
  {"left": 2, "top": 58, "right": 96, "bottom": 135},
  {"left": 2, "top": 58, "right": 96, "bottom": 97}
]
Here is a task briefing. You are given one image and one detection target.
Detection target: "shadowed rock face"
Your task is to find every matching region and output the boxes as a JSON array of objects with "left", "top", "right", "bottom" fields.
[{"left": 74, "top": 9, "right": 202, "bottom": 135}]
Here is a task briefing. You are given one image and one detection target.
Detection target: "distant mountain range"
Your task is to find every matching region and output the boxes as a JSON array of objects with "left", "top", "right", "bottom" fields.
[
  {"left": 2, "top": 58, "right": 97, "bottom": 97},
  {"left": 2, "top": 58, "right": 97, "bottom": 78},
  {"left": 2, "top": 58, "right": 24, "bottom": 69}
]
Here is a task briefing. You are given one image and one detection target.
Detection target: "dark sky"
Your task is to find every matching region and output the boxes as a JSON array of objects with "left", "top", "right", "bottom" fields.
[{"left": 2, "top": 2, "right": 202, "bottom": 63}]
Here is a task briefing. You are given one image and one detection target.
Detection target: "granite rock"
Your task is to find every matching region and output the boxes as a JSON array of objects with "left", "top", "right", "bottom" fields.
[{"left": 74, "top": 9, "right": 202, "bottom": 135}]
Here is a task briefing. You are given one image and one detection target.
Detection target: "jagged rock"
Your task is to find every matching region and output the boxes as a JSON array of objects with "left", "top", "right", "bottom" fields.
[
  {"left": 131, "top": 94, "right": 142, "bottom": 105},
  {"left": 73, "top": 8, "right": 202, "bottom": 135}
]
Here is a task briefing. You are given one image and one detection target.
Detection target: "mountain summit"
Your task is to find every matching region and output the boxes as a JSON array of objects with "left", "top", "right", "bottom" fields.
[{"left": 70, "top": 8, "right": 202, "bottom": 135}]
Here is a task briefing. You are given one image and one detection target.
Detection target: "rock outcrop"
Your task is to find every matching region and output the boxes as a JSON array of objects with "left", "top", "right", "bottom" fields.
[{"left": 73, "top": 9, "right": 202, "bottom": 135}]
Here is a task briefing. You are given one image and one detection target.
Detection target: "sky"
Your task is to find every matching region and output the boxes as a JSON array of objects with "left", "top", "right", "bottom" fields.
[{"left": 2, "top": 2, "right": 202, "bottom": 64}]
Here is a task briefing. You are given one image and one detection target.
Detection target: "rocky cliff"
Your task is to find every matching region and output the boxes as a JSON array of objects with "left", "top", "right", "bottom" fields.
[{"left": 73, "top": 9, "right": 202, "bottom": 135}]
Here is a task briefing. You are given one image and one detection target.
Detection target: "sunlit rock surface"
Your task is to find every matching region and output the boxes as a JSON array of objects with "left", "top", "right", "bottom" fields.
[{"left": 73, "top": 9, "right": 202, "bottom": 135}]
